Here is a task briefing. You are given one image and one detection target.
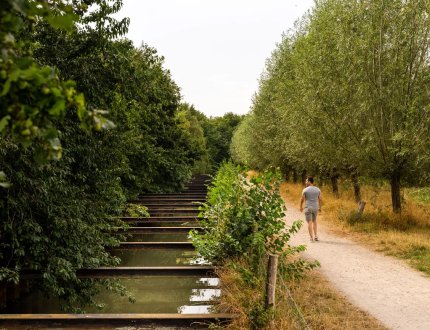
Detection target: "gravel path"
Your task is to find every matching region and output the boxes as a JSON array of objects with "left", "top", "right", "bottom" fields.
[{"left": 285, "top": 202, "right": 430, "bottom": 330}]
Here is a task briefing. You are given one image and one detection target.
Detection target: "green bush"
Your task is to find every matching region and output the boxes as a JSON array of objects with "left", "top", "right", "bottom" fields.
[
  {"left": 192, "top": 163, "right": 316, "bottom": 274},
  {"left": 191, "top": 163, "right": 319, "bottom": 327}
]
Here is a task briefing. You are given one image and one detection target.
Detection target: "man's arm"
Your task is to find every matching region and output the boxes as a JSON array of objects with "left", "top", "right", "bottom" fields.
[
  {"left": 318, "top": 194, "right": 323, "bottom": 212},
  {"left": 300, "top": 195, "right": 305, "bottom": 212}
]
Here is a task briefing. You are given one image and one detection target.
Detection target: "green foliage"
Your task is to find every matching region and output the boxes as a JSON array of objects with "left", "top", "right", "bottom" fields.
[
  {"left": 192, "top": 163, "right": 318, "bottom": 327},
  {"left": 126, "top": 204, "right": 149, "bottom": 218},
  {"left": 177, "top": 103, "right": 210, "bottom": 174},
  {"left": 406, "top": 187, "right": 430, "bottom": 205},
  {"left": 192, "top": 163, "right": 317, "bottom": 275},
  {"left": 203, "top": 113, "right": 243, "bottom": 168},
  {"left": 0, "top": 0, "right": 114, "bottom": 162},
  {"left": 0, "top": 0, "right": 203, "bottom": 311},
  {"left": 401, "top": 245, "right": 430, "bottom": 275},
  {"left": 231, "top": 0, "right": 430, "bottom": 212},
  {"left": 249, "top": 303, "right": 273, "bottom": 330}
]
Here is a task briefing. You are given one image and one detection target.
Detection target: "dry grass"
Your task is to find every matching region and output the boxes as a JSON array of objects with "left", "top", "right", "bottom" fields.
[
  {"left": 216, "top": 260, "right": 385, "bottom": 330},
  {"left": 287, "top": 270, "right": 386, "bottom": 330},
  {"left": 281, "top": 181, "right": 430, "bottom": 276}
]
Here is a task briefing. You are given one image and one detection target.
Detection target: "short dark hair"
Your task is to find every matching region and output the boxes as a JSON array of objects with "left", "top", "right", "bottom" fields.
[{"left": 307, "top": 177, "right": 314, "bottom": 183}]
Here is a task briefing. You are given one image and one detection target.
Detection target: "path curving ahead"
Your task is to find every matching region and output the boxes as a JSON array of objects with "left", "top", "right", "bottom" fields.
[{"left": 285, "top": 202, "right": 430, "bottom": 330}]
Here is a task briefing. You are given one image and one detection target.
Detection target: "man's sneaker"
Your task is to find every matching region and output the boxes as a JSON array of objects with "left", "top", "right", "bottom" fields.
[
  {"left": 314, "top": 236, "right": 319, "bottom": 241},
  {"left": 310, "top": 237, "right": 314, "bottom": 242}
]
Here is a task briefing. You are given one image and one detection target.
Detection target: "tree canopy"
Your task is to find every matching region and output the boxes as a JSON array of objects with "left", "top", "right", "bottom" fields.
[
  {"left": 0, "top": 0, "right": 212, "bottom": 310},
  {"left": 231, "top": 0, "right": 430, "bottom": 213}
]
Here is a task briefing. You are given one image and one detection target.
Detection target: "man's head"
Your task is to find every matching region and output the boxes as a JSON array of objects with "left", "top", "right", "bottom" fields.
[{"left": 305, "top": 176, "right": 314, "bottom": 187}]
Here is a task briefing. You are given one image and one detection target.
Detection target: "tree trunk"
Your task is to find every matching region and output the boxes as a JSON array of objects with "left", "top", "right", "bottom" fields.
[
  {"left": 351, "top": 171, "right": 362, "bottom": 203},
  {"left": 390, "top": 173, "right": 402, "bottom": 213},
  {"left": 330, "top": 175, "right": 339, "bottom": 198},
  {"left": 281, "top": 163, "right": 290, "bottom": 181},
  {"left": 292, "top": 170, "right": 298, "bottom": 183},
  {"left": 301, "top": 170, "right": 307, "bottom": 186}
]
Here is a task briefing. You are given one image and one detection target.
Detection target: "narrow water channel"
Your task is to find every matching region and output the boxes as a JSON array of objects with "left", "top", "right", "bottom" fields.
[
  {"left": 1, "top": 176, "right": 215, "bottom": 317},
  {"left": 4, "top": 277, "right": 220, "bottom": 314}
]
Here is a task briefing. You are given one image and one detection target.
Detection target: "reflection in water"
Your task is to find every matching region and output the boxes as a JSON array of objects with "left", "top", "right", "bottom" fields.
[
  {"left": 3, "top": 277, "right": 219, "bottom": 314},
  {"left": 178, "top": 305, "right": 214, "bottom": 314},
  {"left": 189, "top": 289, "right": 221, "bottom": 302},
  {"left": 197, "top": 278, "right": 220, "bottom": 286}
]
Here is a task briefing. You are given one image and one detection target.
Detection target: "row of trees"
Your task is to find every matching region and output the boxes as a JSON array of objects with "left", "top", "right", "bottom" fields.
[
  {"left": 0, "top": 0, "right": 240, "bottom": 310},
  {"left": 231, "top": 0, "right": 430, "bottom": 213},
  {"left": 179, "top": 103, "right": 243, "bottom": 173}
]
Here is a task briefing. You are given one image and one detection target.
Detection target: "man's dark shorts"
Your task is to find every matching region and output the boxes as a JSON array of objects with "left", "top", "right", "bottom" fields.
[{"left": 305, "top": 207, "right": 317, "bottom": 222}]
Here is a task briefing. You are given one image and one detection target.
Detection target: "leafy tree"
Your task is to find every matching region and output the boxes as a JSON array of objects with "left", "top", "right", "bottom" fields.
[
  {"left": 177, "top": 103, "right": 210, "bottom": 174},
  {"left": 1, "top": 0, "right": 202, "bottom": 310},
  {"left": 0, "top": 0, "right": 101, "bottom": 161},
  {"left": 232, "top": 0, "right": 430, "bottom": 212},
  {"left": 203, "top": 112, "right": 243, "bottom": 168}
]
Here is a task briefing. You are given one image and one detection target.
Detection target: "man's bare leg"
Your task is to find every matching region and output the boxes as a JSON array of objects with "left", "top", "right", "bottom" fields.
[
  {"left": 313, "top": 220, "right": 318, "bottom": 240},
  {"left": 308, "top": 221, "right": 314, "bottom": 240}
]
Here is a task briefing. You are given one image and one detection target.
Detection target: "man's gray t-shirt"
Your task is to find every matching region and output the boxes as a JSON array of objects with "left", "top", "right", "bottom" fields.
[{"left": 302, "top": 186, "right": 321, "bottom": 211}]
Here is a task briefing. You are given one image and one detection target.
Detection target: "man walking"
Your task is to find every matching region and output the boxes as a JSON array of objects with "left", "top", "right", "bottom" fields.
[{"left": 300, "top": 177, "right": 322, "bottom": 242}]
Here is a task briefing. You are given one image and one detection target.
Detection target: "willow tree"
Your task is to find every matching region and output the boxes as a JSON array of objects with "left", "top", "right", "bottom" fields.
[
  {"left": 233, "top": 0, "right": 430, "bottom": 213},
  {"left": 306, "top": 0, "right": 430, "bottom": 212},
  {"left": 289, "top": 1, "right": 366, "bottom": 198}
]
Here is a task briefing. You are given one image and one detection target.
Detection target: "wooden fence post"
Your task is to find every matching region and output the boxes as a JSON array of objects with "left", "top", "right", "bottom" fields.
[{"left": 265, "top": 254, "right": 279, "bottom": 310}]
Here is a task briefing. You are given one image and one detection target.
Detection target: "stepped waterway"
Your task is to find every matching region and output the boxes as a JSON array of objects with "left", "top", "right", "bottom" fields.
[{"left": 0, "top": 175, "right": 234, "bottom": 329}]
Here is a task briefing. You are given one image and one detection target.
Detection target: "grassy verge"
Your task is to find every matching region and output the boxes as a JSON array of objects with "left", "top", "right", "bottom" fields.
[
  {"left": 217, "top": 260, "right": 386, "bottom": 330},
  {"left": 282, "top": 182, "right": 430, "bottom": 276}
]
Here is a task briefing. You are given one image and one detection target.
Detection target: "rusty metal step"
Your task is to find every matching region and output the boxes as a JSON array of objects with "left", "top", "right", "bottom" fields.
[
  {"left": 145, "top": 205, "right": 200, "bottom": 210},
  {"left": 124, "top": 221, "right": 200, "bottom": 227},
  {"left": 120, "top": 216, "right": 200, "bottom": 221},
  {"left": 145, "top": 209, "right": 200, "bottom": 213},
  {"left": 133, "top": 199, "right": 206, "bottom": 204},
  {"left": 138, "top": 203, "right": 202, "bottom": 208},
  {"left": 148, "top": 209, "right": 200, "bottom": 216},
  {"left": 120, "top": 227, "right": 202, "bottom": 233},
  {"left": 117, "top": 242, "right": 195, "bottom": 249},
  {"left": 140, "top": 193, "right": 207, "bottom": 197},
  {"left": 0, "top": 313, "right": 235, "bottom": 328}
]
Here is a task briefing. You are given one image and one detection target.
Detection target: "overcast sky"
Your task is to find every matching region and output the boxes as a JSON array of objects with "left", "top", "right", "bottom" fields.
[{"left": 115, "top": 0, "right": 314, "bottom": 117}]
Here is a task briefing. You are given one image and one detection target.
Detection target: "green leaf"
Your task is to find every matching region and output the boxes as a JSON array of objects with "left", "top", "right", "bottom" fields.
[
  {"left": 0, "top": 171, "right": 10, "bottom": 188},
  {"left": 49, "top": 99, "right": 66, "bottom": 116},
  {"left": 0, "top": 115, "right": 11, "bottom": 132},
  {"left": 46, "top": 13, "right": 78, "bottom": 31}
]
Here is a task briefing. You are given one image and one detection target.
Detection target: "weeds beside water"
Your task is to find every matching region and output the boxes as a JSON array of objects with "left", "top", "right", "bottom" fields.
[{"left": 192, "top": 163, "right": 319, "bottom": 329}]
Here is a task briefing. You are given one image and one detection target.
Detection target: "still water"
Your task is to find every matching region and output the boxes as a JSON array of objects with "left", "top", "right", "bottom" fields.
[
  {"left": 111, "top": 249, "right": 209, "bottom": 267},
  {"left": 3, "top": 277, "right": 220, "bottom": 314}
]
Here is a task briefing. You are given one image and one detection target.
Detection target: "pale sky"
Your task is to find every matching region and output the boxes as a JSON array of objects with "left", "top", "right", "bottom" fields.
[{"left": 115, "top": 0, "right": 314, "bottom": 117}]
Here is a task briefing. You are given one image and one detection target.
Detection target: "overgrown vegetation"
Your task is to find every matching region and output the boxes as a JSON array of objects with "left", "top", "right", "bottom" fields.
[
  {"left": 0, "top": 0, "right": 210, "bottom": 310},
  {"left": 192, "top": 163, "right": 318, "bottom": 328}
]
